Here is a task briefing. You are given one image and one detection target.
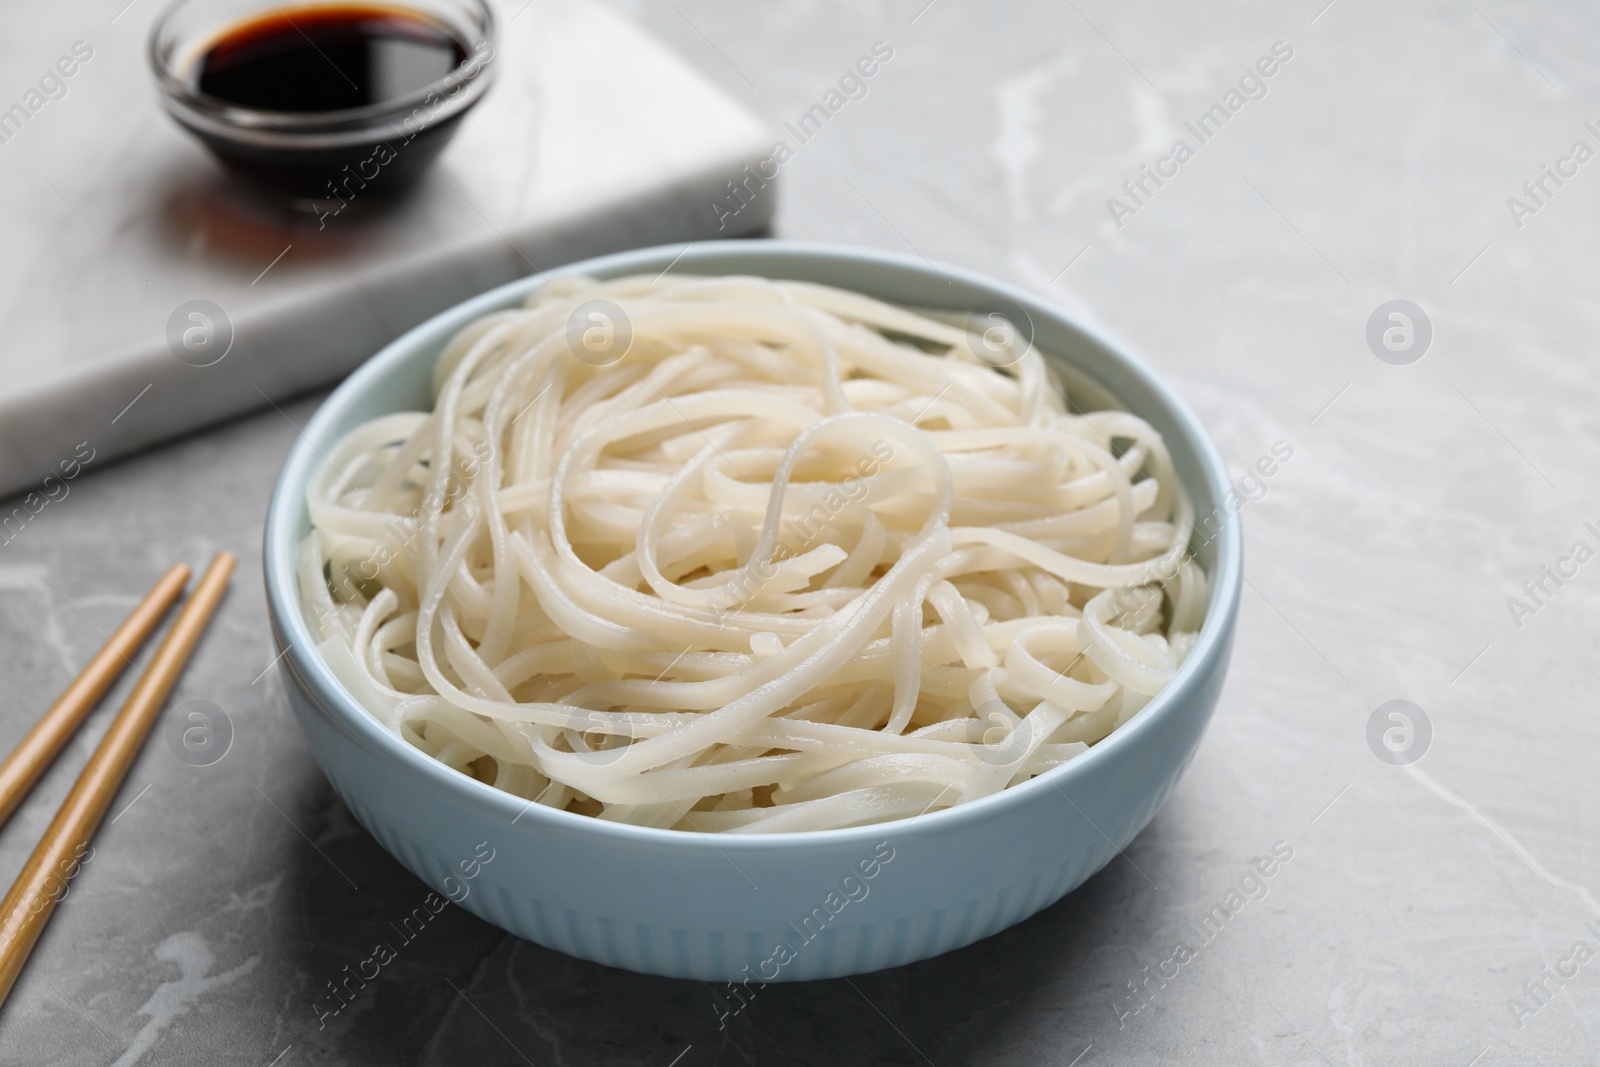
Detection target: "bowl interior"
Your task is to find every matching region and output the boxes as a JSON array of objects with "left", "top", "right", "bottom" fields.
[
  {"left": 263, "top": 240, "right": 1243, "bottom": 845},
  {"left": 150, "top": 0, "right": 496, "bottom": 135}
]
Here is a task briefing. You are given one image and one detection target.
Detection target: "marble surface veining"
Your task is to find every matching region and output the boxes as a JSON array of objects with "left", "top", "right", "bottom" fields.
[{"left": 3, "top": 0, "right": 1600, "bottom": 1063}]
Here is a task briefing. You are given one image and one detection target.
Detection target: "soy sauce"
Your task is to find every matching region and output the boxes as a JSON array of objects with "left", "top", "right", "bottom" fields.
[
  {"left": 197, "top": 5, "right": 467, "bottom": 113},
  {"left": 178, "top": 3, "right": 489, "bottom": 206}
]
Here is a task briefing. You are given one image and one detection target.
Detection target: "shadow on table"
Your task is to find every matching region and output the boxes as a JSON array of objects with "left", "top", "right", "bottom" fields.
[{"left": 275, "top": 774, "right": 1160, "bottom": 1067}]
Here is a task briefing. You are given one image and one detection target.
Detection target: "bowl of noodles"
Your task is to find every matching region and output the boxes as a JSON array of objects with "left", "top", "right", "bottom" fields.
[{"left": 262, "top": 240, "right": 1243, "bottom": 982}]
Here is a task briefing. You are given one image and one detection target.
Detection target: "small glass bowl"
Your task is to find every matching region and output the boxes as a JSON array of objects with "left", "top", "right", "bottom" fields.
[{"left": 149, "top": 0, "right": 496, "bottom": 207}]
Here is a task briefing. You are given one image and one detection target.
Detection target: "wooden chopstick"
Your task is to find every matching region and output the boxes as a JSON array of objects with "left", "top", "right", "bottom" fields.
[
  {"left": 0, "top": 563, "right": 191, "bottom": 830},
  {"left": 0, "top": 552, "right": 235, "bottom": 1008}
]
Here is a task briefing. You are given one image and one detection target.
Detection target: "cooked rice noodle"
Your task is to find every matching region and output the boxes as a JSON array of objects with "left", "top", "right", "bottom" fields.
[{"left": 298, "top": 273, "right": 1208, "bottom": 832}]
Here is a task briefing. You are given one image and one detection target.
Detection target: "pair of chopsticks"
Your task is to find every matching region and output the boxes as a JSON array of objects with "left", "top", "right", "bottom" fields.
[{"left": 0, "top": 553, "right": 235, "bottom": 1008}]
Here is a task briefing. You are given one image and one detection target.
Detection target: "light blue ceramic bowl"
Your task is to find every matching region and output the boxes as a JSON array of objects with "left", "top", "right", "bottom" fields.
[{"left": 262, "top": 241, "right": 1243, "bottom": 982}]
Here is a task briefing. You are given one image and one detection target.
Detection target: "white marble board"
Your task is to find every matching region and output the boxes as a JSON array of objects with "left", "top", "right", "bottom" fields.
[{"left": 0, "top": 0, "right": 774, "bottom": 499}]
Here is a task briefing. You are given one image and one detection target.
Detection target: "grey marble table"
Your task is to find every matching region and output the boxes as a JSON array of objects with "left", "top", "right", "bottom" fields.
[{"left": 3, "top": 0, "right": 1599, "bottom": 1064}]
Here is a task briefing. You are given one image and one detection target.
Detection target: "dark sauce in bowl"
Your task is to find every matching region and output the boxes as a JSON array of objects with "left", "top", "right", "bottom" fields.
[
  {"left": 196, "top": 6, "right": 466, "bottom": 112},
  {"left": 151, "top": 0, "right": 494, "bottom": 207}
]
